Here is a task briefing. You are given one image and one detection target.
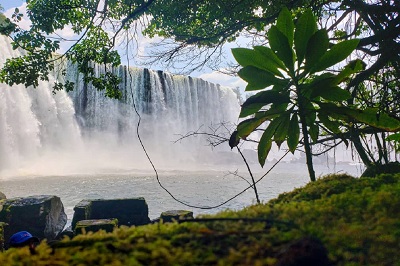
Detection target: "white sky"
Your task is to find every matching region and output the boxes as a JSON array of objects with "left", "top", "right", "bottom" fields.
[{"left": 0, "top": 1, "right": 246, "bottom": 92}]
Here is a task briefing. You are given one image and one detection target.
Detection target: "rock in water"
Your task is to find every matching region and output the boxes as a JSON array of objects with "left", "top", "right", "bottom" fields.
[
  {"left": 0, "top": 195, "right": 67, "bottom": 246},
  {"left": 71, "top": 198, "right": 150, "bottom": 230}
]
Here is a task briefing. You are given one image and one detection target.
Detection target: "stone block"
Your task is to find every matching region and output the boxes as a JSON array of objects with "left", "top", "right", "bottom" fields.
[
  {"left": 160, "top": 210, "right": 194, "bottom": 223},
  {"left": 74, "top": 219, "right": 118, "bottom": 235},
  {"left": 71, "top": 198, "right": 150, "bottom": 230}
]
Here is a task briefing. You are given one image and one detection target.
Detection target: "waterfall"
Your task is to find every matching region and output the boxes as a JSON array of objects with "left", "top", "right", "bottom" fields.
[{"left": 0, "top": 35, "right": 240, "bottom": 176}]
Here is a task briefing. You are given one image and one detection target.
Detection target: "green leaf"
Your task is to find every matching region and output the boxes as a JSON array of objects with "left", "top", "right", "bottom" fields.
[
  {"left": 237, "top": 117, "right": 269, "bottom": 139},
  {"left": 309, "top": 123, "right": 319, "bottom": 142},
  {"left": 253, "top": 46, "right": 286, "bottom": 71},
  {"left": 276, "top": 7, "right": 294, "bottom": 47},
  {"left": 238, "top": 66, "right": 288, "bottom": 91},
  {"left": 232, "top": 48, "right": 283, "bottom": 77},
  {"left": 268, "top": 26, "right": 294, "bottom": 73},
  {"left": 287, "top": 114, "right": 300, "bottom": 153},
  {"left": 294, "top": 9, "right": 317, "bottom": 64},
  {"left": 239, "top": 103, "right": 265, "bottom": 118},
  {"left": 315, "top": 86, "right": 351, "bottom": 101},
  {"left": 241, "top": 90, "right": 291, "bottom": 110},
  {"left": 334, "top": 59, "right": 366, "bottom": 83},
  {"left": 346, "top": 108, "right": 400, "bottom": 132},
  {"left": 387, "top": 133, "right": 400, "bottom": 142},
  {"left": 274, "top": 112, "right": 291, "bottom": 148},
  {"left": 318, "top": 104, "right": 400, "bottom": 131},
  {"left": 258, "top": 118, "right": 281, "bottom": 166},
  {"left": 258, "top": 139, "right": 272, "bottom": 167},
  {"left": 311, "top": 39, "right": 360, "bottom": 73},
  {"left": 305, "top": 29, "right": 329, "bottom": 71},
  {"left": 318, "top": 113, "right": 341, "bottom": 134}
]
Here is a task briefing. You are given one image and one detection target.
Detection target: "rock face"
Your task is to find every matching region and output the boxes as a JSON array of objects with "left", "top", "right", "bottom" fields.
[
  {"left": 0, "top": 195, "right": 67, "bottom": 247},
  {"left": 72, "top": 198, "right": 150, "bottom": 229}
]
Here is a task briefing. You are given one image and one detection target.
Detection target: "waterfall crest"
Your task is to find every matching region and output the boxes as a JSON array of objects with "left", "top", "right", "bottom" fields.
[{"left": 0, "top": 35, "right": 240, "bottom": 176}]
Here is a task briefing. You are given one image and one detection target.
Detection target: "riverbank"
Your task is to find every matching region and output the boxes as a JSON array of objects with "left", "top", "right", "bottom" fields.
[{"left": 1, "top": 172, "right": 398, "bottom": 265}]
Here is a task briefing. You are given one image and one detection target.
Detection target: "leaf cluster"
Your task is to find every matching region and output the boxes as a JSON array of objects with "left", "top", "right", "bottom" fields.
[{"left": 230, "top": 8, "right": 400, "bottom": 167}]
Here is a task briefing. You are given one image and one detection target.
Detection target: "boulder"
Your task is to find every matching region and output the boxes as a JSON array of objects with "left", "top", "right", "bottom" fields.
[
  {"left": 72, "top": 198, "right": 150, "bottom": 229},
  {"left": 160, "top": 210, "right": 194, "bottom": 223},
  {"left": 75, "top": 219, "right": 118, "bottom": 235},
  {"left": 0, "top": 195, "right": 67, "bottom": 247},
  {"left": 0, "top": 191, "right": 6, "bottom": 200}
]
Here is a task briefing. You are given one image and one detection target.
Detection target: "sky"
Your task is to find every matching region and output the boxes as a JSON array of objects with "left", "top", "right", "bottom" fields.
[{"left": 0, "top": 0, "right": 246, "bottom": 91}]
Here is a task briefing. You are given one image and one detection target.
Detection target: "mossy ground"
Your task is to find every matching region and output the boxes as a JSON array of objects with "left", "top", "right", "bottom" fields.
[{"left": 0, "top": 173, "right": 399, "bottom": 265}]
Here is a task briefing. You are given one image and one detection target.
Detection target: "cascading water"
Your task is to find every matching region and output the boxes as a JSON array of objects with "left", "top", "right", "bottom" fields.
[{"left": 0, "top": 35, "right": 240, "bottom": 177}]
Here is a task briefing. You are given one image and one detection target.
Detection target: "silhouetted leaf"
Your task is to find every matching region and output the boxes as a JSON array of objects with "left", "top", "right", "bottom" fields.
[
  {"left": 268, "top": 26, "right": 294, "bottom": 73},
  {"left": 310, "top": 39, "right": 360, "bottom": 73},
  {"left": 287, "top": 114, "right": 300, "bottom": 153},
  {"left": 294, "top": 9, "right": 317, "bottom": 64},
  {"left": 229, "top": 130, "right": 240, "bottom": 149},
  {"left": 276, "top": 7, "right": 294, "bottom": 47},
  {"left": 305, "top": 29, "right": 329, "bottom": 71}
]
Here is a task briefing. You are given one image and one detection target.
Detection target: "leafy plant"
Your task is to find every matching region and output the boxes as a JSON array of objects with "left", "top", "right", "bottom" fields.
[{"left": 229, "top": 8, "right": 400, "bottom": 181}]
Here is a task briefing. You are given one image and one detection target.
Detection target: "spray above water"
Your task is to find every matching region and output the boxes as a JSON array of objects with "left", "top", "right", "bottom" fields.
[{"left": 0, "top": 35, "right": 240, "bottom": 177}]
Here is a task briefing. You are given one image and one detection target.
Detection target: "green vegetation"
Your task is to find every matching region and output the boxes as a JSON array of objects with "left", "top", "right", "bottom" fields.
[
  {"left": 229, "top": 8, "right": 400, "bottom": 181},
  {"left": 0, "top": 1, "right": 399, "bottom": 174},
  {"left": 0, "top": 173, "right": 399, "bottom": 265}
]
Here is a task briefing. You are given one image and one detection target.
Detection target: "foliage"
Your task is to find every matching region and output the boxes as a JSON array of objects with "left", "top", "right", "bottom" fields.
[
  {"left": 229, "top": 8, "right": 400, "bottom": 181},
  {"left": 0, "top": 173, "right": 399, "bottom": 265},
  {"left": 0, "top": 1, "right": 399, "bottom": 165}
]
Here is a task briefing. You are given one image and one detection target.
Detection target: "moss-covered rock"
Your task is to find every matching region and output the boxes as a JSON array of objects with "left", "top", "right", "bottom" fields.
[
  {"left": 160, "top": 210, "right": 194, "bottom": 223},
  {"left": 75, "top": 219, "right": 118, "bottom": 235}
]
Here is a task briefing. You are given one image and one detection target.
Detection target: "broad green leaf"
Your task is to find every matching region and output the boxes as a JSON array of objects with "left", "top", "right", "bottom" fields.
[
  {"left": 232, "top": 48, "right": 283, "bottom": 77},
  {"left": 276, "top": 7, "right": 294, "bottom": 47},
  {"left": 387, "top": 133, "right": 400, "bottom": 142},
  {"left": 241, "top": 90, "right": 291, "bottom": 110},
  {"left": 305, "top": 29, "right": 329, "bottom": 71},
  {"left": 253, "top": 46, "right": 286, "bottom": 71},
  {"left": 334, "top": 59, "right": 366, "bottom": 83},
  {"left": 287, "top": 114, "right": 300, "bottom": 153},
  {"left": 318, "top": 113, "right": 341, "bottom": 134},
  {"left": 309, "top": 123, "right": 319, "bottom": 142},
  {"left": 239, "top": 103, "right": 265, "bottom": 118},
  {"left": 237, "top": 116, "right": 269, "bottom": 139},
  {"left": 346, "top": 108, "right": 400, "bottom": 132},
  {"left": 258, "top": 139, "right": 272, "bottom": 167},
  {"left": 319, "top": 104, "right": 400, "bottom": 131},
  {"left": 294, "top": 9, "right": 317, "bottom": 64},
  {"left": 311, "top": 39, "right": 360, "bottom": 73},
  {"left": 274, "top": 112, "right": 291, "bottom": 148},
  {"left": 258, "top": 118, "right": 281, "bottom": 166},
  {"left": 268, "top": 26, "right": 294, "bottom": 73},
  {"left": 238, "top": 66, "right": 288, "bottom": 91},
  {"left": 315, "top": 86, "right": 351, "bottom": 101}
]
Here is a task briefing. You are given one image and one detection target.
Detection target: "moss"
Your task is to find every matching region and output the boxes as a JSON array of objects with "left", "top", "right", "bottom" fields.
[{"left": 0, "top": 173, "right": 399, "bottom": 265}]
